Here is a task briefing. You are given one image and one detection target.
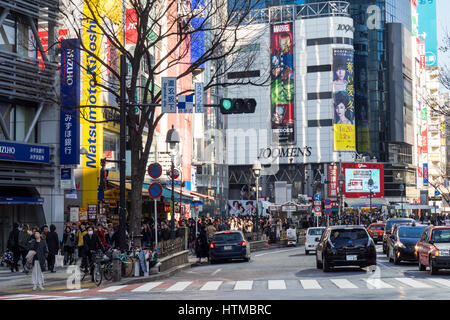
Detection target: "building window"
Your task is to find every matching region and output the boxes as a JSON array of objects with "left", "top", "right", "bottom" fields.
[
  {"left": 307, "top": 65, "right": 332, "bottom": 73},
  {"left": 0, "top": 13, "right": 37, "bottom": 58},
  {"left": 0, "top": 102, "right": 37, "bottom": 142},
  {"left": 227, "top": 70, "right": 260, "bottom": 79},
  {"left": 103, "top": 130, "right": 119, "bottom": 170},
  {"left": 308, "top": 119, "right": 333, "bottom": 127},
  {"left": 307, "top": 92, "right": 332, "bottom": 100},
  {"left": 307, "top": 37, "right": 353, "bottom": 46}
]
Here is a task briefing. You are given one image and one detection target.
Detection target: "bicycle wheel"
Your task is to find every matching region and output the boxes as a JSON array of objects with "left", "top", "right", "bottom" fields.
[
  {"left": 103, "top": 262, "right": 113, "bottom": 281},
  {"left": 93, "top": 264, "right": 102, "bottom": 286}
]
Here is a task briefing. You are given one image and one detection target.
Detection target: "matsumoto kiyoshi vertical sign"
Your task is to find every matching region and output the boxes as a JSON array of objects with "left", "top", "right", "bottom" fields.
[
  {"left": 333, "top": 49, "right": 355, "bottom": 151},
  {"left": 60, "top": 39, "right": 80, "bottom": 165},
  {"left": 270, "top": 23, "right": 295, "bottom": 144}
]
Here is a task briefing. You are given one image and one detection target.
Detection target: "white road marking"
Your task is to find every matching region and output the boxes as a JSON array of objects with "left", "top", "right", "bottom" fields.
[
  {"left": 131, "top": 282, "right": 163, "bottom": 292},
  {"left": 428, "top": 278, "right": 450, "bottom": 288},
  {"left": 365, "top": 279, "right": 394, "bottom": 289},
  {"left": 43, "top": 296, "right": 78, "bottom": 300},
  {"left": 6, "top": 295, "right": 60, "bottom": 300},
  {"left": 98, "top": 285, "right": 128, "bottom": 292},
  {"left": 395, "top": 278, "right": 432, "bottom": 288},
  {"left": 0, "top": 294, "right": 36, "bottom": 300},
  {"left": 234, "top": 281, "right": 253, "bottom": 290},
  {"left": 64, "top": 289, "right": 90, "bottom": 293},
  {"left": 200, "top": 281, "right": 223, "bottom": 291},
  {"left": 300, "top": 280, "right": 322, "bottom": 289},
  {"left": 330, "top": 279, "right": 358, "bottom": 289},
  {"left": 211, "top": 268, "right": 222, "bottom": 276},
  {"left": 77, "top": 297, "right": 107, "bottom": 300},
  {"left": 254, "top": 247, "right": 303, "bottom": 257},
  {"left": 268, "top": 280, "right": 286, "bottom": 290},
  {"left": 166, "top": 281, "right": 193, "bottom": 292}
]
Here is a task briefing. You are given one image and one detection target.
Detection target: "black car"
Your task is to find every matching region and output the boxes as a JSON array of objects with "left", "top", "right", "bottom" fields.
[
  {"left": 386, "top": 223, "right": 427, "bottom": 264},
  {"left": 209, "top": 231, "right": 251, "bottom": 264},
  {"left": 316, "top": 225, "right": 376, "bottom": 272},
  {"left": 382, "top": 218, "right": 415, "bottom": 254}
]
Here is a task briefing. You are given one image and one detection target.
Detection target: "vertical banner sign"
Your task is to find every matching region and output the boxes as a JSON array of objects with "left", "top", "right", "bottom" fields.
[
  {"left": 190, "top": 0, "right": 205, "bottom": 69},
  {"left": 333, "top": 49, "right": 355, "bottom": 151},
  {"left": 82, "top": 0, "right": 103, "bottom": 208},
  {"left": 355, "top": 55, "right": 369, "bottom": 153},
  {"left": 423, "top": 163, "right": 428, "bottom": 186},
  {"left": 417, "top": 0, "right": 438, "bottom": 66},
  {"left": 270, "top": 23, "right": 295, "bottom": 144},
  {"left": 125, "top": 9, "right": 138, "bottom": 44},
  {"left": 194, "top": 82, "right": 204, "bottom": 113},
  {"left": 327, "top": 164, "right": 338, "bottom": 198},
  {"left": 161, "top": 77, "right": 177, "bottom": 113},
  {"left": 60, "top": 39, "right": 80, "bottom": 165}
]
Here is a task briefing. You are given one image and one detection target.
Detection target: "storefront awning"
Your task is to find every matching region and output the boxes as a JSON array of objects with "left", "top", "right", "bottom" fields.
[
  {"left": 390, "top": 204, "right": 433, "bottom": 210},
  {"left": 345, "top": 198, "right": 389, "bottom": 208}
]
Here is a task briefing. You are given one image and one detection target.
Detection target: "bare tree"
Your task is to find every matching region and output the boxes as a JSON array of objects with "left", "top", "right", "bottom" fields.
[{"left": 58, "top": 0, "right": 268, "bottom": 244}]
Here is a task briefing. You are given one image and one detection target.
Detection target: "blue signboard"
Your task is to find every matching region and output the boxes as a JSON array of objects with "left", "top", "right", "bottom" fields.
[
  {"left": 60, "top": 38, "right": 80, "bottom": 165},
  {"left": 0, "top": 141, "right": 49, "bottom": 164},
  {"left": 418, "top": 0, "right": 438, "bottom": 66},
  {"left": 190, "top": 0, "right": 205, "bottom": 69},
  {"left": 314, "top": 193, "right": 322, "bottom": 201},
  {"left": 423, "top": 163, "right": 429, "bottom": 186}
]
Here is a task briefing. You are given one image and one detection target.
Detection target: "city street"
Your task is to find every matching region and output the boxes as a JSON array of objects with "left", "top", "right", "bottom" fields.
[{"left": 1, "top": 244, "right": 449, "bottom": 300}]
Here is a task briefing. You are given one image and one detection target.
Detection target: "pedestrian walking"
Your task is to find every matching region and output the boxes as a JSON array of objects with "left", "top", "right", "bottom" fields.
[
  {"left": 62, "top": 226, "right": 76, "bottom": 265},
  {"left": 46, "top": 224, "right": 59, "bottom": 273},
  {"left": 29, "top": 230, "right": 48, "bottom": 290},
  {"left": 7, "top": 223, "right": 20, "bottom": 272},
  {"left": 18, "top": 224, "right": 31, "bottom": 270},
  {"left": 76, "top": 224, "right": 88, "bottom": 271},
  {"left": 195, "top": 226, "right": 209, "bottom": 264}
]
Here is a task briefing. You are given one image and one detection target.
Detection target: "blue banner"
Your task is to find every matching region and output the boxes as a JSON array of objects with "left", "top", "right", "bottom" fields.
[
  {"left": 0, "top": 141, "right": 49, "bottom": 164},
  {"left": 190, "top": 0, "right": 205, "bottom": 69},
  {"left": 423, "top": 163, "right": 428, "bottom": 186},
  {"left": 418, "top": 0, "right": 438, "bottom": 66},
  {"left": 60, "top": 38, "right": 81, "bottom": 165}
]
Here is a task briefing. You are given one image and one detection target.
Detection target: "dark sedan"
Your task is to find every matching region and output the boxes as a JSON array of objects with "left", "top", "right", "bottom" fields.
[
  {"left": 209, "top": 231, "right": 251, "bottom": 264},
  {"left": 386, "top": 223, "right": 427, "bottom": 264},
  {"left": 316, "top": 225, "right": 376, "bottom": 272}
]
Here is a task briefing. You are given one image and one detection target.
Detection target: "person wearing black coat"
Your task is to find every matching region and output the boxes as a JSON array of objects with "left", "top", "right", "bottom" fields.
[
  {"left": 45, "top": 224, "right": 59, "bottom": 272},
  {"left": 7, "top": 223, "right": 20, "bottom": 272},
  {"left": 195, "top": 226, "right": 209, "bottom": 263},
  {"left": 29, "top": 230, "right": 48, "bottom": 290},
  {"left": 141, "top": 224, "right": 152, "bottom": 248},
  {"left": 83, "top": 226, "right": 105, "bottom": 277}
]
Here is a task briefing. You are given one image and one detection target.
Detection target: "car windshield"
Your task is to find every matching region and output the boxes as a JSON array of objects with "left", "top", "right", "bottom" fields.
[
  {"left": 398, "top": 227, "right": 427, "bottom": 239},
  {"left": 431, "top": 229, "right": 450, "bottom": 243},
  {"left": 386, "top": 219, "right": 413, "bottom": 232},
  {"left": 214, "top": 233, "right": 243, "bottom": 242},
  {"left": 369, "top": 225, "right": 385, "bottom": 230},
  {"left": 329, "top": 229, "right": 368, "bottom": 246},
  {"left": 308, "top": 228, "right": 325, "bottom": 236}
]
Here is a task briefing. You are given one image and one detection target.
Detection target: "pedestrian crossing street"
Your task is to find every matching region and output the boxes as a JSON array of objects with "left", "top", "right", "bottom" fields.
[{"left": 1, "top": 276, "right": 449, "bottom": 300}]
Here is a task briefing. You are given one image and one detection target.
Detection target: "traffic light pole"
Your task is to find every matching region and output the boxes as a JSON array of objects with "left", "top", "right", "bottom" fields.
[{"left": 119, "top": 55, "right": 127, "bottom": 252}]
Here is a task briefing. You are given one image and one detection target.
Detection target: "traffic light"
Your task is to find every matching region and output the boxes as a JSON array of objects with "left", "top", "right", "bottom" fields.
[
  {"left": 99, "top": 158, "right": 109, "bottom": 191},
  {"left": 220, "top": 98, "right": 257, "bottom": 114}
]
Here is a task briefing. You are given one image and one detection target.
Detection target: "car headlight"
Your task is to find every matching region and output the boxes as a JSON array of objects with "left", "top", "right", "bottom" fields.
[{"left": 431, "top": 249, "right": 439, "bottom": 257}]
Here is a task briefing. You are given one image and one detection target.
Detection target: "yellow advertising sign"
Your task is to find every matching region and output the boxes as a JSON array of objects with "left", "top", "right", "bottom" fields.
[
  {"left": 81, "top": 0, "right": 103, "bottom": 207},
  {"left": 334, "top": 124, "right": 356, "bottom": 150}
]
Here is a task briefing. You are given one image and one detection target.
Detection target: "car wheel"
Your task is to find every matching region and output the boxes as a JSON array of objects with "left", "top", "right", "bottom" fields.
[
  {"left": 418, "top": 258, "right": 426, "bottom": 271},
  {"left": 316, "top": 256, "right": 323, "bottom": 269},
  {"left": 322, "top": 255, "right": 331, "bottom": 272},
  {"left": 305, "top": 250, "right": 309, "bottom": 255},
  {"left": 429, "top": 257, "right": 439, "bottom": 275}
]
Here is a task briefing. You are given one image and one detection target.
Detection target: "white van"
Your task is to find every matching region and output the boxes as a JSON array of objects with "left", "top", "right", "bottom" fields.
[{"left": 304, "top": 227, "right": 326, "bottom": 255}]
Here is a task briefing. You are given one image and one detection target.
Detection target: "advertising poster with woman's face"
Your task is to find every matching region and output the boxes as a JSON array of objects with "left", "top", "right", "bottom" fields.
[
  {"left": 332, "top": 49, "right": 355, "bottom": 151},
  {"left": 270, "top": 23, "right": 295, "bottom": 144},
  {"left": 228, "top": 200, "right": 257, "bottom": 216}
]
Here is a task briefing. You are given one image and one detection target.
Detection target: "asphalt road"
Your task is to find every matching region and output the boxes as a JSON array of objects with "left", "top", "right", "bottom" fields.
[{"left": 1, "top": 244, "right": 450, "bottom": 300}]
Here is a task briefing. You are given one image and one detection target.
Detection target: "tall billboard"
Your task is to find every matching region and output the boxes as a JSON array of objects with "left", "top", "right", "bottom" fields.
[
  {"left": 342, "top": 163, "right": 384, "bottom": 198},
  {"left": 270, "top": 23, "right": 295, "bottom": 144},
  {"left": 333, "top": 49, "right": 355, "bottom": 151},
  {"left": 417, "top": 0, "right": 438, "bottom": 66}
]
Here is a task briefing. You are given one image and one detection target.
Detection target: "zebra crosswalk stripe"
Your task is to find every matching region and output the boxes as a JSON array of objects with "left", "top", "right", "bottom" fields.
[
  {"left": 64, "top": 289, "right": 90, "bottom": 294},
  {"left": 200, "top": 281, "right": 223, "bottom": 291},
  {"left": 394, "top": 278, "right": 432, "bottom": 288},
  {"left": 234, "top": 281, "right": 253, "bottom": 290},
  {"left": 131, "top": 282, "right": 163, "bottom": 292},
  {"left": 330, "top": 279, "right": 358, "bottom": 289},
  {"left": 268, "top": 280, "right": 286, "bottom": 290},
  {"left": 300, "top": 280, "right": 322, "bottom": 289},
  {"left": 166, "top": 281, "right": 192, "bottom": 292},
  {"left": 428, "top": 278, "right": 450, "bottom": 288},
  {"left": 365, "top": 279, "right": 394, "bottom": 289}
]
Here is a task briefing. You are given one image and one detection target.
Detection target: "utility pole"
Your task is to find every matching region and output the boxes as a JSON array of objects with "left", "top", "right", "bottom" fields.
[{"left": 119, "top": 55, "right": 127, "bottom": 252}]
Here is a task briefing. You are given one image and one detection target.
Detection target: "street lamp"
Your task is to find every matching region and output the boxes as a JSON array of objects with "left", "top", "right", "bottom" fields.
[
  {"left": 399, "top": 184, "right": 405, "bottom": 217},
  {"left": 252, "top": 159, "right": 262, "bottom": 235},
  {"left": 166, "top": 125, "right": 180, "bottom": 239},
  {"left": 368, "top": 178, "right": 374, "bottom": 222}
]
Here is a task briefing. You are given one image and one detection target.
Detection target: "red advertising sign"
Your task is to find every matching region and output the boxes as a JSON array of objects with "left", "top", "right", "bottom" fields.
[
  {"left": 422, "top": 128, "right": 428, "bottom": 153},
  {"left": 126, "top": 9, "right": 138, "bottom": 44},
  {"left": 328, "top": 164, "right": 338, "bottom": 198},
  {"left": 420, "top": 55, "right": 426, "bottom": 69},
  {"left": 342, "top": 163, "right": 385, "bottom": 198}
]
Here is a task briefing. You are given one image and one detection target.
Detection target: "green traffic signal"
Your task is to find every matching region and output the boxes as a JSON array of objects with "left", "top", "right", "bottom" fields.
[
  {"left": 220, "top": 98, "right": 233, "bottom": 114},
  {"left": 219, "top": 98, "right": 257, "bottom": 114}
]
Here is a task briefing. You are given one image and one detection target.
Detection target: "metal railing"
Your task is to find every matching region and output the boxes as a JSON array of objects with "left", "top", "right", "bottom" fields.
[{"left": 157, "top": 237, "right": 184, "bottom": 258}]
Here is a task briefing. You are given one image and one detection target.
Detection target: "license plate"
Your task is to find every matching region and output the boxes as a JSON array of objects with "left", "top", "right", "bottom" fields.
[
  {"left": 346, "top": 255, "right": 357, "bottom": 261},
  {"left": 440, "top": 250, "right": 450, "bottom": 256},
  {"left": 224, "top": 246, "right": 232, "bottom": 250}
]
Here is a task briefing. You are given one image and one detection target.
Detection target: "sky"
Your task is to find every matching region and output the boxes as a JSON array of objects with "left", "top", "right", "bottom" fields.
[{"left": 437, "top": 0, "right": 450, "bottom": 69}]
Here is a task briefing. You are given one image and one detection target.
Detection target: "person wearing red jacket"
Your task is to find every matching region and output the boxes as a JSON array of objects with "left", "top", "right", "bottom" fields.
[{"left": 95, "top": 224, "right": 109, "bottom": 250}]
